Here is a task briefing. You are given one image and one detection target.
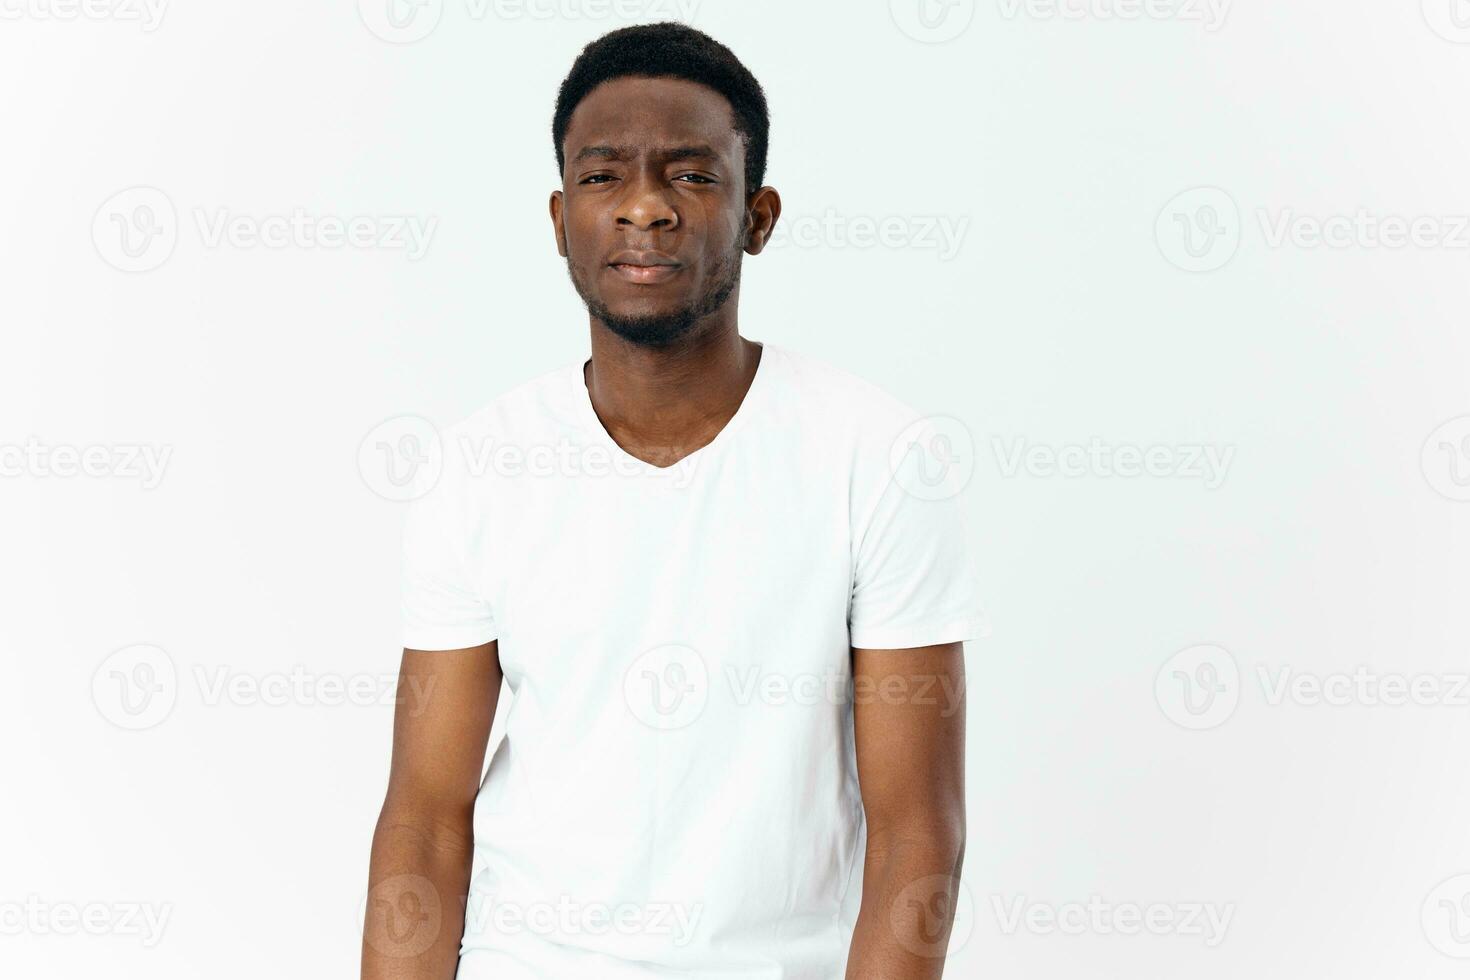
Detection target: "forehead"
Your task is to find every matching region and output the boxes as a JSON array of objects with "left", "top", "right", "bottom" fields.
[{"left": 563, "top": 75, "right": 741, "bottom": 160}]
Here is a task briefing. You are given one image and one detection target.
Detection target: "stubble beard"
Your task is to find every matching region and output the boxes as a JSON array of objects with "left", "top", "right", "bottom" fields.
[{"left": 568, "top": 246, "right": 743, "bottom": 350}]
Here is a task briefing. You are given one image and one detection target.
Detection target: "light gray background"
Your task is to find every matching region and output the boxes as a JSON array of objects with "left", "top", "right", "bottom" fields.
[{"left": 3, "top": 0, "right": 1470, "bottom": 976}]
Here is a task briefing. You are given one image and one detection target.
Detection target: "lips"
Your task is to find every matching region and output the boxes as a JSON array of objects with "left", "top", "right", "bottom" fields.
[
  {"left": 607, "top": 250, "right": 682, "bottom": 284},
  {"left": 608, "top": 249, "right": 680, "bottom": 268}
]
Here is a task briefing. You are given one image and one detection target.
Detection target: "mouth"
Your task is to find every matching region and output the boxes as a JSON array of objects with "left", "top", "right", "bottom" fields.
[{"left": 607, "top": 251, "right": 683, "bottom": 285}]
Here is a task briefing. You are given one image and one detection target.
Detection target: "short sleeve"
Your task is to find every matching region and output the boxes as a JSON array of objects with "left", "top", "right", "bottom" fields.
[
  {"left": 400, "top": 466, "right": 498, "bottom": 651},
  {"left": 848, "top": 418, "right": 988, "bottom": 650}
]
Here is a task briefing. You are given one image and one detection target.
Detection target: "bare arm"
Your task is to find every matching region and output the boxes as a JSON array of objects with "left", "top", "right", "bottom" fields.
[
  {"left": 362, "top": 644, "right": 502, "bottom": 979},
  {"left": 845, "top": 642, "right": 967, "bottom": 979}
]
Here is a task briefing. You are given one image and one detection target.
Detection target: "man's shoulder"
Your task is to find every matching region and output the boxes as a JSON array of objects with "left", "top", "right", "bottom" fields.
[{"left": 772, "top": 345, "right": 962, "bottom": 506}]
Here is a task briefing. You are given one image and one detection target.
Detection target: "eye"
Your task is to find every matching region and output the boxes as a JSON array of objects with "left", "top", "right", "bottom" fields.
[
  {"left": 674, "top": 174, "right": 716, "bottom": 184},
  {"left": 579, "top": 174, "right": 616, "bottom": 185}
]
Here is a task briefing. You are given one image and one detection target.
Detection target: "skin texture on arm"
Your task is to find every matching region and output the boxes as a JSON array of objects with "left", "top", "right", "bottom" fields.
[
  {"left": 362, "top": 644, "right": 502, "bottom": 980},
  {"left": 845, "top": 642, "right": 967, "bottom": 980}
]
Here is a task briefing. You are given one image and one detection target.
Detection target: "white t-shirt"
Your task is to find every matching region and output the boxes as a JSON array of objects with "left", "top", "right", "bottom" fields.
[{"left": 400, "top": 341, "right": 986, "bottom": 979}]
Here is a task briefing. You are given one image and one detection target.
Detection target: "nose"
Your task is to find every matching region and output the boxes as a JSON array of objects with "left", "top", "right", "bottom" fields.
[{"left": 613, "top": 168, "right": 679, "bottom": 234}]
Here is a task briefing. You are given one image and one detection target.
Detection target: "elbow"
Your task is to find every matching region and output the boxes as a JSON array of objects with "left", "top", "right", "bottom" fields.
[
  {"left": 373, "top": 792, "right": 476, "bottom": 859},
  {"left": 867, "top": 813, "right": 967, "bottom": 870}
]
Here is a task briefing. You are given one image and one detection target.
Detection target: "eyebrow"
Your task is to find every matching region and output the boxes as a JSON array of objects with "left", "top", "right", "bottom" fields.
[{"left": 572, "top": 144, "right": 721, "bottom": 165}]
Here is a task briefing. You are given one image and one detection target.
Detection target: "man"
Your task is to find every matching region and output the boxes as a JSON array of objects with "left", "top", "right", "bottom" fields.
[{"left": 363, "top": 21, "right": 985, "bottom": 980}]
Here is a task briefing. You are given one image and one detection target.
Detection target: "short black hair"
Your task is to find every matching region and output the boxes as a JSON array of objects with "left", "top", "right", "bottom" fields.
[{"left": 552, "top": 22, "right": 770, "bottom": 198}]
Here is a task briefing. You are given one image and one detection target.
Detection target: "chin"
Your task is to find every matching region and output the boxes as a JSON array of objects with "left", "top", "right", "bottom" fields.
[
  {"left": 601, "top": 294, "right": 686, "bottom": 318},
  {"left": 596, "top": 307, "right": 703, "bottom": 349}
]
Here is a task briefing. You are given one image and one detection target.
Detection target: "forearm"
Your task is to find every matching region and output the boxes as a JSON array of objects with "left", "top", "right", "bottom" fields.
[
  {"left": 845, "top": 830, "right": 966, "bottom": 979},
  {"left": 362, "top": 808, "right": 475, "bottom": 980}
]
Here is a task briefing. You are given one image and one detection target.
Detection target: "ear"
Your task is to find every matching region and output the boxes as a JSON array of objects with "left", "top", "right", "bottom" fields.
[
  {"left": 549, "top": 189, "right": 568, "bottom": 258},
  {"left": 742, "top": 186, "right": 782, "bottom": 256}
]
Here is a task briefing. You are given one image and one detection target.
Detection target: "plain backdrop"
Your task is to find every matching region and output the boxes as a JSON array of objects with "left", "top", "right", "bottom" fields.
[{"left": 3, "top": 1, "right": 1470, "bottom": 977}]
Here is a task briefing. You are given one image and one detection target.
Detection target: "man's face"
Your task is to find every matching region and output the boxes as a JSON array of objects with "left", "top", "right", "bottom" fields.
[{"left": 551, "top": 75, "right": 756, "bottom": 348}]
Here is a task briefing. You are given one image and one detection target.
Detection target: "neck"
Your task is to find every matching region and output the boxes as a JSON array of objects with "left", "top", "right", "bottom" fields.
[{"left": 584, "top": 317, "right": 762, "bottom": 467}]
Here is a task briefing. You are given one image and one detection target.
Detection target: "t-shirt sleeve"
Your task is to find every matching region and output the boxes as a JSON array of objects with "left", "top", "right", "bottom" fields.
[
  {"left": 400, "top": 466, "right": 498, "bottom": 651},
  {"left": 848, "top": 417, "right": 988, "bottom": 650}
]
